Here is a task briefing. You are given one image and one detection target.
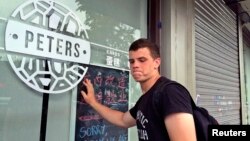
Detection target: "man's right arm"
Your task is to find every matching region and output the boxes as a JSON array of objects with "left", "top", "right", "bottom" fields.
[{"left": 81, "top": 79, "right": 136, "bottom": 128}]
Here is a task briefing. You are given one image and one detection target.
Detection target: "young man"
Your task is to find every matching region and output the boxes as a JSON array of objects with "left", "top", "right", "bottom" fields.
[{"left": 81, "top": 38, "right": 197, "bottom": 141}]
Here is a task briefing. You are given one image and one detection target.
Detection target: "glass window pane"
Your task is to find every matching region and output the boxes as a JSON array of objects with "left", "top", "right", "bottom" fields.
[{"left": 0, "top": 0, "right": 147, "bottom": 141}]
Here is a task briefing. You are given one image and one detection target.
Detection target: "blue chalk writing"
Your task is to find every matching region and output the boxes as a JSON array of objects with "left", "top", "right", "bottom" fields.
[{"left": 79, "top": 125, "right": 106, "bottom": 138}]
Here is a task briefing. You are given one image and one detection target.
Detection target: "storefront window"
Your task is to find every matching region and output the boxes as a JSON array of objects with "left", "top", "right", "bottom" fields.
[{"left": 0, "top": 0, "right": 147, "bottom": 141}]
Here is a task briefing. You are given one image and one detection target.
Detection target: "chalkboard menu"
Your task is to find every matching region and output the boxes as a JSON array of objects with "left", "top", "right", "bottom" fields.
[{"left": 75, "top": 65, "right": 129, "bottom": 141}]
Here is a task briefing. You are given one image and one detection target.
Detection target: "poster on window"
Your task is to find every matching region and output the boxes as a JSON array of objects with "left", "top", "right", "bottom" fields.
[{"left": 75, "top": 64, "right": 129, "bottom": 141}]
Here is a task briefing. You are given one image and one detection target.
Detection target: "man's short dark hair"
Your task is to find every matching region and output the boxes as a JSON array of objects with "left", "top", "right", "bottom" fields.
[{"left": 129, "top": 38, "right": 160, "bottom": 59}]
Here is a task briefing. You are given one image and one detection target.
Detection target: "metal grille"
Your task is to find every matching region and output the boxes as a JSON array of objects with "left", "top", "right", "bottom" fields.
[{"left": 195, "top": 0, "right": 240, "bottom": 124}]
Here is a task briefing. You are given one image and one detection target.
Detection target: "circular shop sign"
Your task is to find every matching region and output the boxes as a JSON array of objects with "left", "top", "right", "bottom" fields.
[{"left": 5, "top": 0, "right": 91, "bottom": 94}]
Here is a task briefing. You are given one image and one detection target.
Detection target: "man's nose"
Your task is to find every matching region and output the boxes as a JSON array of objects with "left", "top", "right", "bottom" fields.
[{"left": 131, "top": 61, "right": 139, "bottom": 68}]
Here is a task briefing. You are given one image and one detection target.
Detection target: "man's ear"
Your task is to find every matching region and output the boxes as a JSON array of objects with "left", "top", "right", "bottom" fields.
[{"left": 154, "top": 57, "right": 161, "bottom": 68}]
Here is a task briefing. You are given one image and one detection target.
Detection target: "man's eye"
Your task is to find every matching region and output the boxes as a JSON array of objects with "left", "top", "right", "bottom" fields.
[
  {"left": 129, "top": 60, "right": 134, "bottom": 64},
  {"left": 139, "top": 59, "right": 146, "bottom": 62}
]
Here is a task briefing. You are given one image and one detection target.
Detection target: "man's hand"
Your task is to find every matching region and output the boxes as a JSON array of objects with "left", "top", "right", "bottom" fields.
[{"left": 81, "top": 79, "right": 97, "bottom": 106}]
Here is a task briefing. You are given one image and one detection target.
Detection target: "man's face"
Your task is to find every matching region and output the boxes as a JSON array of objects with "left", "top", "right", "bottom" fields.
[{"left": 128, "top": 47, "right": 160, "bottom": 82}]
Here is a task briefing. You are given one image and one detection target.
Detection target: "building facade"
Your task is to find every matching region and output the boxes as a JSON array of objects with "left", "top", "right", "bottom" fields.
[{"left": 0, "top": 0, "right": 249, "bottom": 141}]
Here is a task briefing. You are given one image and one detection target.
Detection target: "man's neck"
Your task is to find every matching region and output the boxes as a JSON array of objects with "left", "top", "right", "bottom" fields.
[{"left": 141, "top": 74, "right": 161, "bottom": 94}]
